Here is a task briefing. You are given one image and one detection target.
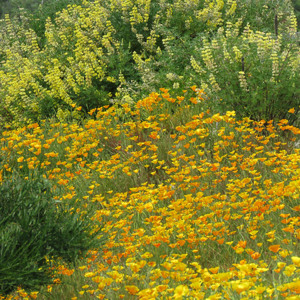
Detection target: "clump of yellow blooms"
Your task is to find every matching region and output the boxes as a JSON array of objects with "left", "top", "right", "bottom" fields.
[{"left": 1, "top": 87, "right": 299, "bottom": 299}]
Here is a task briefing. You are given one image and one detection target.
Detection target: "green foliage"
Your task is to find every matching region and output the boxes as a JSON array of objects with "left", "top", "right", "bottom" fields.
[
  {"left": 189, "top": 24, "right": 300, "bottom": 123},
  {"left": 0, "top": 0, "right": 40, "bottom": 19},
  {"left": 28, "top": 0, "right": 90, "bottom": 47},
  {"left": 117, "top": 0, "right": 299, "bottom": 122},
  {"left": 0, "top": 175, "right": 103, "bottom": 296},
  {"left": 233, "top": 0, "right": 295, "bottom": 33}
]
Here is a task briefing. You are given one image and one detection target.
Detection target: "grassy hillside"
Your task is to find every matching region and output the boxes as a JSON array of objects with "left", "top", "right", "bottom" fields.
[
  {"left": 1, "top": 88, "right": 300, "bottom": 299},
  {"left": 0, "top": 1, "right": 299, "bottom": 299}
]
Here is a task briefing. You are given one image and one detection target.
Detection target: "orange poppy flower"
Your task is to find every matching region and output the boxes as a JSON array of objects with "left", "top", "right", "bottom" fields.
[{"left": 269, "top": 245, "right": 280, "bottom": 253}]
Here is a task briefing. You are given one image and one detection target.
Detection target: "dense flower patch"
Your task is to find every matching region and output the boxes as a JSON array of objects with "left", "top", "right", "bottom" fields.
[{"left": 1, "top": 88, "right": 299, "bottom": 299}]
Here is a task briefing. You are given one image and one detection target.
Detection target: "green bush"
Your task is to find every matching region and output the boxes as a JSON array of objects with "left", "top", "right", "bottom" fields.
[
  {"left": 0, "top": 0, "right": 40, "bottom": 19},
  {"left": 0, "top": 175, "right": 103, "bottom": 296},
  {"left": 117, "top": 0, "right": 299, "bottom": 120},
  {"left": 28, "top": 0, "right": 91, "bottom": 47},
  {"left": 188, "top": 23, "right": 300, "bottom": 124}
]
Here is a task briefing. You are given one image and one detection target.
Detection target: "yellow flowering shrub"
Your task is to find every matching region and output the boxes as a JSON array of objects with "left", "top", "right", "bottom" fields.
[
  {"left": 0, "top": 0, "right": 297, "bottom": 128},
  {"left": 189, "top": 21, "right": 300, "bottom": 123}
]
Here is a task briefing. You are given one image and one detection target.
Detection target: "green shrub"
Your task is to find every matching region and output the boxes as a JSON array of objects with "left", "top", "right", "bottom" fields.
[
  {"left": 28, "top": 0, "right": 89, "bottom": 47},
  {"left": 0, "top": 175, "right": 103, "bottom": 296},
  {"left": 0, "top": 0, "right": 40, "bottom": 19},
  {"left": 118, "top": 0, "right": 299, "bottom": 117},
  {"left": 188, "top": 22, "right": 300, "bottom": 124}
]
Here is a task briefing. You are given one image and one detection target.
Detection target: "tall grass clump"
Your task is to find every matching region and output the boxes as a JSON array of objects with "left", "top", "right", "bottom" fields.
[{"left": 0, "top": 171, "right": 104, "bottom": 297}]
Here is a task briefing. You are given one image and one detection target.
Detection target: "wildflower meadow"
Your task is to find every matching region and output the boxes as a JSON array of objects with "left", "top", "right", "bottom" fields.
[{"left": 0, "top": 0, "right": 299, "bottom": 299}]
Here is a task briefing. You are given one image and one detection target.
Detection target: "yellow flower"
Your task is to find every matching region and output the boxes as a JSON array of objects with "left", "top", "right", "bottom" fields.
[
  {"left": 84, "top": 272, "right": 96, "bottom": 278},
  {"left": 283, "top": 265, "right": 296, "bottom": 276},
  {"left": 231, "top": 281, "right": 252, "bottom": 294},
  {"left": 174, "top": 285, "right": 189, "bottom": 299},
  {"left": 125, "top": 285, "right": 139, "bottom": 295},
  {"left": 291, "top": 256, "right": 300, "bottom": 267},
  {"left": 288, "top": 108, "right": 295, "bottom": 113},
  {"left": 17, "top": 156, "right": 24, "bottom": 162}
]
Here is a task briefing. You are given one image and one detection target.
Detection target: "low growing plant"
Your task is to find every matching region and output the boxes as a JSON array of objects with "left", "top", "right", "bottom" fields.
[{"left": 0, "top": 174, "right": 104, "bottom": 296}]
